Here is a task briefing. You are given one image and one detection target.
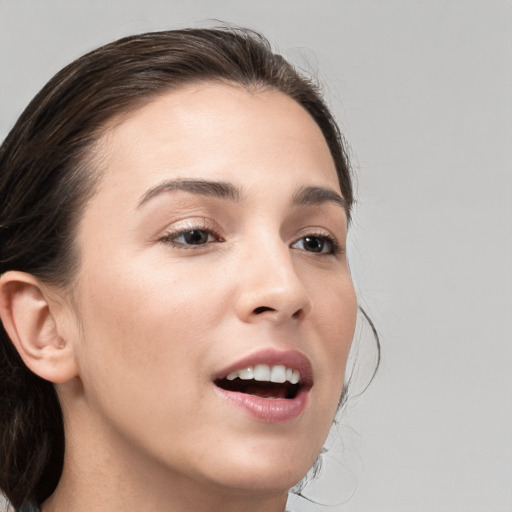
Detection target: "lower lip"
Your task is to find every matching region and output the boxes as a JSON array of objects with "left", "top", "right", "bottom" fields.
[{"left": 214, "top": 385, "right": 310, "bottom": 423}]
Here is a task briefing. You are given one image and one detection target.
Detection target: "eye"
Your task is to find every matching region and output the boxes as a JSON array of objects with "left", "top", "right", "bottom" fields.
[
  {"left": 292, "top": 234, "right": 338, "bottom": 255},
  {"left": 160, "top": 227, "right": 220, "bottom": 248},
  {"left": 175, "top": 229, "right": 212, "bottom": 245}
]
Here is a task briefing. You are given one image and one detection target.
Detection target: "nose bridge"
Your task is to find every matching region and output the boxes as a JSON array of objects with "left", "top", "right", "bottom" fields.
[{"left": 235, "top": 227, "right": 311, "bottom": 322}]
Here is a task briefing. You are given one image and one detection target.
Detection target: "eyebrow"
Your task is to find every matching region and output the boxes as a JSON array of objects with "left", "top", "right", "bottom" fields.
[
  {"left": 138, "top": 178, "right": 347, "bottom": 213},
  {"left": 292, "top": 186, "right": 348, "bottom": 211},
  {"left": 138, "top": 178, "right": 241, "bottom": 207}
]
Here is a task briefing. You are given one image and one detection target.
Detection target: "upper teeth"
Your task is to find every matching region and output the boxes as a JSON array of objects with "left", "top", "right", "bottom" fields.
[{"left": 226, "top": 364, "right": 300, "bottom": 385}]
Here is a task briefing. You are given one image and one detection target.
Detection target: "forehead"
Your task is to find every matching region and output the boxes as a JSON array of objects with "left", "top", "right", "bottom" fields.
[{"left": 96, "top": 83, "right": 339, "bottom": 200}]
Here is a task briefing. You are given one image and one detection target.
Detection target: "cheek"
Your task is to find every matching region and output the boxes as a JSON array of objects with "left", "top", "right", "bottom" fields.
[
  {"left": 312, "top": 273, "right": 357, "bottom": 389},
  {"left": 72, "top": 256, "right": 227, "bottom": 403},
  {"left": 315, "top": 265, "right": 356, "bottom": 330}
]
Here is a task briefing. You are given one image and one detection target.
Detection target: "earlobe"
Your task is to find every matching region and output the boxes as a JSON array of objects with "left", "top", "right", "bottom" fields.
[{"left": 0, "top": 271, "right": 78, "bottom": 383}]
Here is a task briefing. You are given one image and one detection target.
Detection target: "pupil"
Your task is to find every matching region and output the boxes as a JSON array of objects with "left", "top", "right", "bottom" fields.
[
  {"left": 184, "top": 230, "right": 207, "bottom": 245},
  {"left": 305, "top": 236, "right": 323, "bottom": 252}
]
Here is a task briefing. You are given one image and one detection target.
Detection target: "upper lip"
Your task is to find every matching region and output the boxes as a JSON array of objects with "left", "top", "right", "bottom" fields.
[{"left": 213, "top": 348, "right": 314, "bottom": 387}]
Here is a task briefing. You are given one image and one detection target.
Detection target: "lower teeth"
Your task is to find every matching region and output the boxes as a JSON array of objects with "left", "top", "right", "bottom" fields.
[{"left": 216, "top": 378, "right": 299, "bottom": 399}]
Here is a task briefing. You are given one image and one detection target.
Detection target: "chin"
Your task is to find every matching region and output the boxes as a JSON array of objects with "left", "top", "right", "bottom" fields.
[
  {"left": 212, "top": 467, "right": 308, "bottom": 496},
  {"left": 197, "top": 442, "right": 318, "bottom": 495}
]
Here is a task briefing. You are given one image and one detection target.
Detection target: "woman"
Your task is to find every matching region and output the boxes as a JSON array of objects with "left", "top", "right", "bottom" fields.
[{"left": 0, "top": 27, "right": 369, "bottom": 512}]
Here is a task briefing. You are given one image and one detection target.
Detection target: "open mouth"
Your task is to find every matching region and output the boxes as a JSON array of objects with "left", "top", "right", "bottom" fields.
[
  {"left": 215, "top": 378, "right": 300, "bottom": 399},
  {"left": 214, "top": 364, "right": 303, "bottom": 400}
]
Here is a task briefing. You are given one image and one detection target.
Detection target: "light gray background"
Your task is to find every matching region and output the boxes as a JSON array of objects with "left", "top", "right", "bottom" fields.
[{"left": 1, "top": 1, "right": 511, "bottom": 511}]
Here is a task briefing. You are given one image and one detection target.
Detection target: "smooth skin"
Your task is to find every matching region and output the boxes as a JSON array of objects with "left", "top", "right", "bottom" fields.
[{"left": 0, "top": 83, "right": 357, "bottom": 512}]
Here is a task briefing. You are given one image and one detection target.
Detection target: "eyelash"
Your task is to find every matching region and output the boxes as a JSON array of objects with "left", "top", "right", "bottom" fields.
[
  {"left": 159, "top": 225, "right": 341, "bottom": 256},
  {"left": 159, "top": 223, "right": 223, "bottom": 250}
]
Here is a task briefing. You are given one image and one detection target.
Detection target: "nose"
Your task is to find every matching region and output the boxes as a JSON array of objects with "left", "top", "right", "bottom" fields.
[{"left": 235, "top": 237, "right": 311, "bottom": 324}]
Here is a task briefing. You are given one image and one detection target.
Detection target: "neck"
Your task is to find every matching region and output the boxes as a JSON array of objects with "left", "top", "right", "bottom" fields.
[{"left": 43, "top": 482, "right": 288, "bottom": 512}]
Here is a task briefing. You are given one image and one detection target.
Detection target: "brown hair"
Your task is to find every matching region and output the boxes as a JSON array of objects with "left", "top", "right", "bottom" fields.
[{"left": 0, "top": 27, "right": 354, "bottom": 508}]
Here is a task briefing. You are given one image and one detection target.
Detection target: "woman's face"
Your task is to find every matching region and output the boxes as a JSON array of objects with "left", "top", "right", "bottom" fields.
[{"left": 64, "top": 83, "right": 357, "bottom": 495}]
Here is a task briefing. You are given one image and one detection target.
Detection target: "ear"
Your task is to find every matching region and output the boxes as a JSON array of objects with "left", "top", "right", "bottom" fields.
[{"left": 0, "top": 271, "right": 79, "bottom": 383}]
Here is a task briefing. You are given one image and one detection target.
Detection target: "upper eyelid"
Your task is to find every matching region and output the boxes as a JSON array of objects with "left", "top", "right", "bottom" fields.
[
  {"left": 160, "top": 217, "right": 218, "bottom": 234},
  {"left": 161, "top": 225, "right": 221, "bottom": 241},
  {"left": 292, "top": 226, "right": 340, "bottom": 241}
]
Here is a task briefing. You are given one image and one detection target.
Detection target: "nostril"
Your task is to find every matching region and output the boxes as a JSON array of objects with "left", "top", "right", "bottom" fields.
[{"left": 254, "top": 306, "right": 275, "bottom": 315}]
